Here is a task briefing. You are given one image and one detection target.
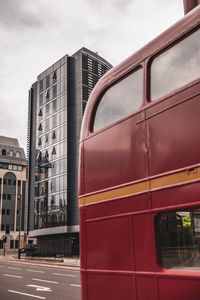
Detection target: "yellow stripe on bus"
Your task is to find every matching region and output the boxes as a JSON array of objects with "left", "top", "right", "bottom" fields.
[{"left": 79, "top": 167, "right": 200, "bottom": 206}]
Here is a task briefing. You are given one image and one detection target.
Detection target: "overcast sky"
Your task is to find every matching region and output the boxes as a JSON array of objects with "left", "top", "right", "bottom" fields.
[{"left": 0, "top": 0, "right": 184, "bottom": 152}]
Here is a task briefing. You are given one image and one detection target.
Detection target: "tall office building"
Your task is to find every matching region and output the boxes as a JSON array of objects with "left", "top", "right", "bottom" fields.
[
  {"left": 27, "top": 47, "right": 112, "bottom": 255},
  {"left": 0, "top": 136, "right": 27, "bottom": 252}
]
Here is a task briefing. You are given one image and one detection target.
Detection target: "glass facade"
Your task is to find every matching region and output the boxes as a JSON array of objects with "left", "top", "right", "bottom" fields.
[
  {"left": 82, "top": 52, "right": 110, "bottom": 114},
  {"left": 28, "top": 49, "right": 112, "bottom": 251},
  {"left": 34, "top": 60, "right": 68, "bottom": 229}
]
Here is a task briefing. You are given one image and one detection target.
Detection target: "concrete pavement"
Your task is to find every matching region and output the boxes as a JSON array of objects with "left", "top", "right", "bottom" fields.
[{"left": 0, "top": 253, "right": 80, "bottom": 268}]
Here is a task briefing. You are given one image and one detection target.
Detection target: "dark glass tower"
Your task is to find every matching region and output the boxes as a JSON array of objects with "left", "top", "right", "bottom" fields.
[{"left": 27, "top": 48, "right": 112, "bottom": 255}]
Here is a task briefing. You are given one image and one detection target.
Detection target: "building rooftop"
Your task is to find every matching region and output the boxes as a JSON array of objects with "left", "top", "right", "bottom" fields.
[
  {"left": 0, "top": 136, "right": 27, "bottom": 165},
  {"left": 0, "top": 136, "right": 19, "bottom": 148}
]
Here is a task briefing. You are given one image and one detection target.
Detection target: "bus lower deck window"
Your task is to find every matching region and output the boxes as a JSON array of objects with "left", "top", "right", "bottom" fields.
[{"left": 156, "top": 209, "right": 200, "bottom": 270}]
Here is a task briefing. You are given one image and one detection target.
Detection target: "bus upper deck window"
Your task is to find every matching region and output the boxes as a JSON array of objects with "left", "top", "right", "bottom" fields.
[
  {"left": 93, "top": 68, "right": 143, "bottom": 132},
  {"left": 151, "top": 28, "right": 200, "bottom": 100}
]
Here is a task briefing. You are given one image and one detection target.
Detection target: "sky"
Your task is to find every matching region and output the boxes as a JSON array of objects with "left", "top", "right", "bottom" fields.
[{"left": 0, "top": 0, "right": 184, "bottom": 152}]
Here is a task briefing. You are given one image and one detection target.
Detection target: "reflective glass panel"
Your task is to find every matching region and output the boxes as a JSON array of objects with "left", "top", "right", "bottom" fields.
[
  {"left": 151, "top": 29, "right": 200, "bottom": 100},
  {"left": 156, "top": 209, "right": 200, "bottom": 271},
  {"left": 93, "top": 68, "right": 143, "bottom": 131}
]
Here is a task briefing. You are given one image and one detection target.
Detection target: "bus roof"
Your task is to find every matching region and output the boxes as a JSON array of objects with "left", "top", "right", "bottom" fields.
[{"left": 81, "top": 5, "right": 200, "bottom": 141}]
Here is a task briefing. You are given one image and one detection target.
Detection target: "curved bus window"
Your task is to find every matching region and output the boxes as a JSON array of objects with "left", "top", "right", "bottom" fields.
[
  {"left": 93, "top": 68, "right": 143, "bottom": 132},
  {"left": 156, "top": 209, "right": 200, "bottom": 271},
  {"left": 151, "top": 28, "right": 200, "bottom": 100}
]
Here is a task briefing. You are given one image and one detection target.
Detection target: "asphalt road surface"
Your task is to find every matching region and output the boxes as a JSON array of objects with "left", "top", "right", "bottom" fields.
[{"left": 0, "top": 258, "right": 81, "bottom": 300}]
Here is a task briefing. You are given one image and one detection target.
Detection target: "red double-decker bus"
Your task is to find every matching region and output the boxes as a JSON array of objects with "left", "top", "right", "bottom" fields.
[{"left": 79, "top": 2, "right": 200, "bottom": 299}]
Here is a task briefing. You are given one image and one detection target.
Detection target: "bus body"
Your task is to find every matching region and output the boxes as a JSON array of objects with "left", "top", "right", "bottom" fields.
[{"left": 79, "top": 5, "right": 200, "bottom": 300}]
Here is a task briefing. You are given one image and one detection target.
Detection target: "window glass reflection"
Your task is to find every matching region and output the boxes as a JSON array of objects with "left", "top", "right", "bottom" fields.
[
  {"left": 151, "top": 29, "right": 200, "bottom": 100},
  {"left": 93, "top": 68, "right": 143, "bottom": 132},
  {"left": 156, "top": 209, "right": 200, "bottom": 270}
]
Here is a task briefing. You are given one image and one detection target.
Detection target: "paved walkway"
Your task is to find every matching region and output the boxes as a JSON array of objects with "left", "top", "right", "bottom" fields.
[{"left": 0, "top": 253, "right": 80, "bottom": 268}]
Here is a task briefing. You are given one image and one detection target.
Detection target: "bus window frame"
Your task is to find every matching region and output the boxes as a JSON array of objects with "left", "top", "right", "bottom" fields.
[
  {"left": 90, "top": 64, "right": 145, "bottom": 134},
  {"left": 147, "top": 25, "right": 200, "bottom": 103},
  {"left": 154, "top": 205, "right": 200, "bottom": 272}
]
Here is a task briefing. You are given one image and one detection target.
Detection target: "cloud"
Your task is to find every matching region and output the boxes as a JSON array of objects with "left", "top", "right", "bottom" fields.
[
  {"left": 0, "top": 0, "right": 183, "bottom": 151},
  {"left": 0, "top": 0, "right": 44, "bottom": 30},
  {"left": 86, "top": 0, "right": 133, "bottom": 12}
]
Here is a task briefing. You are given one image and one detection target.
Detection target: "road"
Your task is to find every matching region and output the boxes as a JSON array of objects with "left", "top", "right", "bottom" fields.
[{"left": 0, "top": 258, "right": 81, "bottom": 300}]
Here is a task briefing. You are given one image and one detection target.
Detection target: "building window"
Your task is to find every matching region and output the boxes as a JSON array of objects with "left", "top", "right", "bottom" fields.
[
  {"left": 2, "top": 149, "right": 6, "bottom": 156},
  {"left": 51, "top": 196, "right": 55, "bottom": 205},
  {"left": 7, "top": 209, "right": 10, "bottom": 215},
  {"left": 7, "top": 194, "right": 11, "bottom": 200},
  {"left": 45, "top": 90, "right": 49, "bottom": 99},
  {"left": 53, "top": 71, "right": 57, "bottom": 82},
  {"left": 93, "top": 68, "right": 143, "bottom": 132},
  {"left": 82, "top": 54, "right": 88, "bottom": 70},
  {"left": 6, "top": 225, "right": 9, "bottom": 234},
  {"left": 46, "top": 75, "right": 50, "bottom": 89},
  {"left": 39, "top": 109, "right": 43, "bottom": 117},
  {"left": 3, "top": 194, "right": 6, "bottom": 200},
  {"left": 8, "top": 179, "right": 12, "bottom": 185},
  {"left": 52, "top": 131, "right": 56, "bottom": 139},
  {"left": 53, "top": 85, "right": 57, "bottom": 98},
  {"left": 45, "top": 150, "right": 49, "bottom": 160},
  {"left": 16, "top": 151, "right": 20, "bottom": 158},
  {"left": 38, "top": 138, "right": 42, "bottom": 146},
  {"left": 9, "top": 150, "right": 13, "bottom": 156},
  {"left": 38, "top": 124, "right": 42, "bottom": 131},
  {"left": 52, "top": 147, "right": 56, "bottom": 155},
  {"left": 3, "top": 179, "right": 7, "bottom": 185},
  {"left": 156, "top": 209, "right": 200, "bottom": 270},
  {"left": 39, "top": 80, "right": 43, "bottom": 93},
  {"left": 151, "top": 28, "right": 200, "bottom": 100},
  {"left": 1, "top": 225, "right": 4, "bottom": 231},
  {"left": 45, "top": 135, "right": 48, "bottom": 143},
  {"left": 15, "top": 240, "right": 19, "bottom": 249},
  {"left": 13, "top": 180, "right": 16, "bottom": 185},
  {"left": 10, "top": 240, "right": 14, "bottom": 249},
  {"left": 2, "top": 209, "right": 5, "bottom": 215}
]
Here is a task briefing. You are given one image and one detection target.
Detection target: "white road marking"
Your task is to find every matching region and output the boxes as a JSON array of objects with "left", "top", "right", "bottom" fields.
[
  {"left": 70, "top": 284, "right": 81, "bottom": 288},
  {"left": 8, "top": 267, "right": 22, "bottom": 270},
  {"left": 8, "top": 290, "right": 46, "bottom": 299},
  {"left": 32, "top": 278, "right": 58, "bottom": 284},
  {"left": 53, "top": 272, "right": 77, "bottom": 277},
  {"left": 4, "top": 273, "right": 23, "bottom": 279},
  {"left": 28, "top": 269, "right": 45, "bottom": 273},
  {"left": 27, "top": 284, "right": 52, "bottom": 292}
]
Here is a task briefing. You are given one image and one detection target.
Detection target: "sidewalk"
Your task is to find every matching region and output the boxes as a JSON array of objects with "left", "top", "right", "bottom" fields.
[{"left": 0, "top": 253, "right": 80, "bottom": 268}]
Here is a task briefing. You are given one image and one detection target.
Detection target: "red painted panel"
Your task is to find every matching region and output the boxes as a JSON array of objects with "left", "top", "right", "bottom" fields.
[
  {"left": 80, "top": 207, "right": 87, "bottom": 269},
  {"left": 87, "top": 273, "right": 136, "bottom": 300},
  {"left": 147, "top": 93, "right": 200, "bottom": 176},
  {"left": 84, "top": 112, "right": 147, "bottom": 194},
  {"left": 152, "top": 181, "right": 200, "bottom": 209},
  {"left": 86, "top": 216, "right": 134, "bottom": 270},
  {"left": 133, "top": 214, "right": 157, "bottom": 271},
  {"left": 81, "top": 272, "right": 87, "bottom": 300},
  {"left": 159, "top": 277, "right": 200, "bottom": 300},
  {"left": 85, "top": 193, "right": 149, "bottom": 220},
  {"left": 79, "top": 142, "right": 85, "bottom": 197},
  {"left": 136, "top": 276, "right": 158, "bottom": 300}
]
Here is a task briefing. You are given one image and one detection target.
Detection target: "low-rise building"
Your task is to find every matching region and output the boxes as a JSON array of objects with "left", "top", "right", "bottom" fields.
[{"left": 0, "top": 136, "right": 27, "bottom": 253}]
